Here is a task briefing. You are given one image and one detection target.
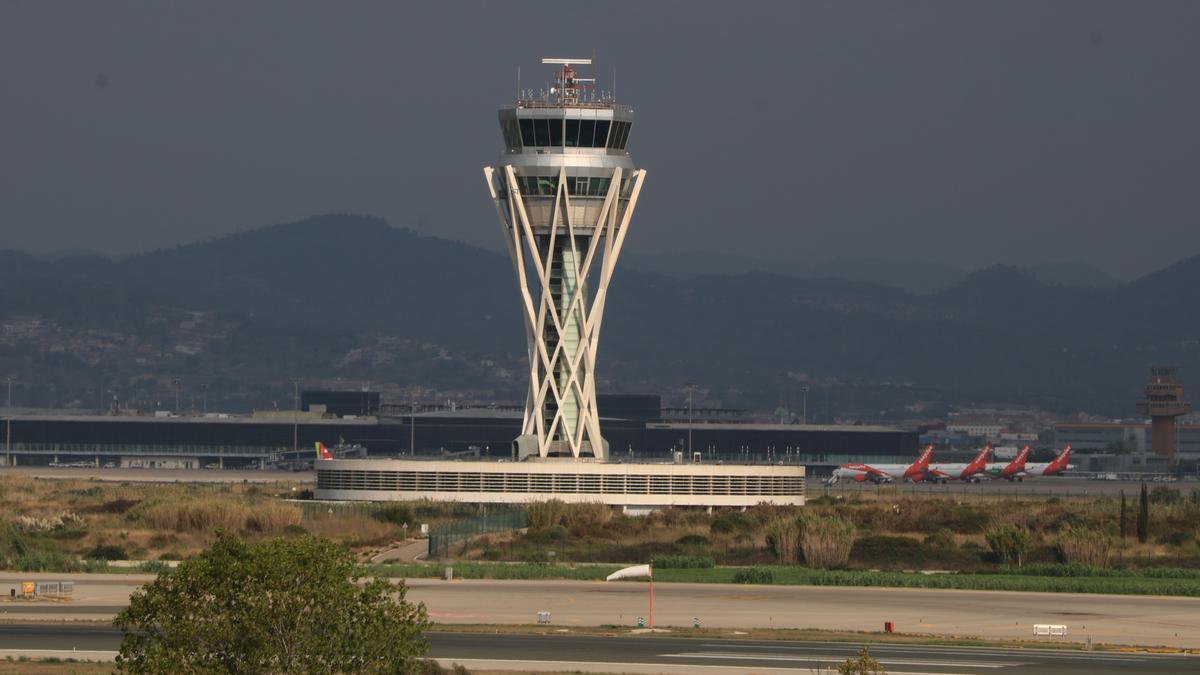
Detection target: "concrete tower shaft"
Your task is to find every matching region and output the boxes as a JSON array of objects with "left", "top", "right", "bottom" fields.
[
  {"left": 1136, "top": 365, "right": 1193, "bottom": 465},
  {"left": 484, "top": 58, "right": 646, "bottom": 460}
]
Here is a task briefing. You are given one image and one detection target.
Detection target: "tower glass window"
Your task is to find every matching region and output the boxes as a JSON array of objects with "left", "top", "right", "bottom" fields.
[
  {"left": 593, "top": 120, "right": 611, "bottom": 148},
  {"left": 565, "top": 119, "right": 580, "bottom": 147}
]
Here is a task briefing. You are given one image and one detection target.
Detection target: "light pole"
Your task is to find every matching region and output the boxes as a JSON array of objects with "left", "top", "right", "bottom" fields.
[
  {"left": 686, "top": 385, "right": 695, "bottom": 458},
  {"left": 4, "top": 377, "right": 11, "bottom": 467},
  {"left": 290, "top": 378, "right": 302, "bottom": 456},
  {"left": 172, "top": 378, "right": 181, "bottom": 414},
  {"left": 800, "top": 386, "right": 809, "bottom": 425},
  {"left": 410, "top": 397, "right": 418, "bottom": 456},
  {"left": 200, "top": 383, "right": 209, "bottom": 415}
]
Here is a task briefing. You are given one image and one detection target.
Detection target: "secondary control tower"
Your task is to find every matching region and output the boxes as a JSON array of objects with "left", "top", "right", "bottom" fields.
[{"left": 484, "top": 58, "right": 646, "bottom": 461}]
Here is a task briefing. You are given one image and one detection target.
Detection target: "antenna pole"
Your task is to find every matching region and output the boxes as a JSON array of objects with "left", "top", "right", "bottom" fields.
[
  {"left": 517, "top": 66, "right": 521, "bottom": 102},
  {"left": 613, "top": 67, "right": 617, "bottom": 102}
]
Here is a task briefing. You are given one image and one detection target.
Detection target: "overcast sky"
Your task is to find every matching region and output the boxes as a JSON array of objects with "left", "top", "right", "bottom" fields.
[{"left": 2, "top": 1, "right": 1198, "bottom": 278}]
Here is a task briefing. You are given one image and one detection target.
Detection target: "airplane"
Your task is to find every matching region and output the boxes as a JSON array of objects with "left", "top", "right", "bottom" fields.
[
  {"left": 1017, "top": 445, "right": 1073, "bottom": 478},
  {"left": 315, "top": 442, "right": 333, "bottom": 461},
  {"left": 826, "top": 445, "right": 934, "bottom": 485},
  {"left": 980, "top": 445, "right": 1032, "bottom": 481},
  {"left": 924, "top": 444, "right": 993, "bottom": 483}
]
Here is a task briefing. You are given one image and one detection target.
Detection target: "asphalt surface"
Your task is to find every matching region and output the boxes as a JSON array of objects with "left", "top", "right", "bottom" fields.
[
  {"left": 0, "top": 624, "right": 1195, "bottom": 674},
  {"left": 4, "top": 576, "right": 1199, "bottom": 649}
]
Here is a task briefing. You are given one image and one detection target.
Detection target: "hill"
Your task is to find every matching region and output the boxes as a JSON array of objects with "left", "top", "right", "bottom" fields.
[{"left": 0, "top": 214, "right": 1194, "bottom": 417}]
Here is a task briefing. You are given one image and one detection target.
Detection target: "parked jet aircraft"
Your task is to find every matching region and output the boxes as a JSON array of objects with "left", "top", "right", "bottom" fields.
[
  {"left": 1017, "top": 445, "right": 1073, "bottom": 478},
  {"left": 924, "top": 444, "right": 993, "bottom": 483},
  {"left": 826, "top": 445, "right": 934, "bottom": 484},
  {"left": 981, "top": 445, "right": 1032, "bottom": 481}
]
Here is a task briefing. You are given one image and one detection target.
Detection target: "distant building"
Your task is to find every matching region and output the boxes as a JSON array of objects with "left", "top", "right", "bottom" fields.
[
  {"left": 300, "top": 390, "right": 379, "bottom": 418},
  {"left": 1054, "top": 422, "right": 1200, "bottom": 470}
]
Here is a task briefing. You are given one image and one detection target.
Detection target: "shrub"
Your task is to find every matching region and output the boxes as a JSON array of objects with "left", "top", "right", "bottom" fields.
[
  {"left": 526, "top": 500, "right": 568, "bottom": 530},
  {"left": 14, "top": 551, "right": 79, "bottom": 572},
  {"left": 139, "top": 560, "right": 171, "bottom": 574},
  {"left": 1150, "top": 486, "right": 1182, "bottom": 505},
  {"left": 1057, "top": 526, "right": 1113, "bottom": 568},
  {"left": 653, "top": 555, "right": 714, "bottom": 569},
  {"left": 136, "top": 499, "right": 301, "bottom": 534},
  {"left": 765, "top": 518, "right": 801, "bottom": 564},
  {"left": 798, "top": 513, "right": 856, "bottom": 569},
  {"left": 674, "top": 533, "right": 710, "bottom": 548},
  {"left": 562, "top": 502, "right": 612, "bottom": 534},
  {"left": 373, "top": 504, "right": 416, "bottom": 527},
  {"left": 986, "top": 522, "right": 1033, "bottom": 567},
  {"left": 851, "top": 535, "right": 929, "bottom": 568},
  {"left": 923, "top": 528, "right": 956, "bottom": 550},
  {"left": 283, "top": 524, "right": 308, "bottom": 537},
  {"left": 85, "top": 544, "right": 128, "bottom": 561},
  {"left": 13, "top": 512, "right": 87, "bottom": 535},
  {"left": 732, "top": 567, "right": 775, "bottom": 584}
]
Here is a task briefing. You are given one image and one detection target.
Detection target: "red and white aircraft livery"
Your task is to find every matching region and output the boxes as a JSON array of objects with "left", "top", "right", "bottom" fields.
[
  {"left": 315, "top": 442, "right": 334, "bottom": 461},
  {"left": 981, "top": 445, "right": 1032, "bottom": 481},
  {"left": 1018, "top": 445, "right": 1073, "bottom": 478},
  {"left": 925, "top": 444, "right": 993, "bottom": 483},
  {"left": 827, "top": 445, "right": 934, "bottom": 485}
]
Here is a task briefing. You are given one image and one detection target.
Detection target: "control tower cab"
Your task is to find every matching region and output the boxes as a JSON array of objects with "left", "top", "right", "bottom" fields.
[{"left": 484, "top": 58, "right": 646, "bottom": 461}]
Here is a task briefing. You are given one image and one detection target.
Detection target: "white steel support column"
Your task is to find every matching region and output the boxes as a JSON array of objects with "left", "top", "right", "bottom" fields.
[{"left": 484, "top": 165, "right": 646, "bottom": 460}]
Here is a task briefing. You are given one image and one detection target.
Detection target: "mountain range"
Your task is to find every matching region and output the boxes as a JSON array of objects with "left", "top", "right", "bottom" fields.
[{"left": 0, "top": 214, "right": 1196, "bottom": 418}]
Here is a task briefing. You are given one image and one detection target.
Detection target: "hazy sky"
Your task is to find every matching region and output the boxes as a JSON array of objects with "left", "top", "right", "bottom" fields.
[{"left": 2, "top": 1, "right": 1198, "bottom": 278}]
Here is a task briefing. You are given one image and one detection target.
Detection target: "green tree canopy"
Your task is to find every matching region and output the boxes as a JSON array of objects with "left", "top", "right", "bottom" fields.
[{"left": 114, "top": 532, "right": 430, "bottom": 673}]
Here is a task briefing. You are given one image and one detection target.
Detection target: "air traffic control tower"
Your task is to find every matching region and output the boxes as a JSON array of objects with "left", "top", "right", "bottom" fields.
[
  {"left": 484, "top": 58, "right": 646, "bottom": 461},
  {"left": 314, "top": 58, "right": 803, "bottom": 507}
]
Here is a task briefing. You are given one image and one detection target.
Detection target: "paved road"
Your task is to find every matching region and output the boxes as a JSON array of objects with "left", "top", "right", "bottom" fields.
[
  {"left": 0, "top": 625, "right": 1194, "bottom": 674},
  {"left": 4, "top": 575, "right": 1198, "bottom": 649}
]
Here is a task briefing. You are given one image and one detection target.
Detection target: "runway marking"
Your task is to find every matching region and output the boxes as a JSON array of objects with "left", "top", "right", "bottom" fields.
[
  {"left": 695, "top": 642, "right": 1156, "bottom": 661},
  {"left": 660, "top": 652, "right": 1020, "bottom": 668},
  {"left": 435, "top": 656, "right": 977, "bottom": 675}
]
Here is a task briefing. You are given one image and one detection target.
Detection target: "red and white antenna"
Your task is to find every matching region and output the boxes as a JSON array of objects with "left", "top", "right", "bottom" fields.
[{"left": 542, "top": 57, "right": 594, "bottom": 104}]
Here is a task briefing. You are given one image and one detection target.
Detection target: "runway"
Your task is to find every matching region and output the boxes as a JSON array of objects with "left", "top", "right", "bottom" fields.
[
  {"left": 0, "top": 625, "right": 1194, "bottom": 674},
  {"left": 4, "top": 575, "right": 1198, "bottom": 649}
]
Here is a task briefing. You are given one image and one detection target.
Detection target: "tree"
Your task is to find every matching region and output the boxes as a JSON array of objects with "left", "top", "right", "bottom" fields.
[
  {"left": 837, "top": 646, "right": 885, "bottom": 675},
  {"left": 114, "top": 533, "right": 431, "bottom": 673},
  {"left": 1118, "top": 489, "right": 1128, "bottom": 542},
  {"left": 1137, "top": 482, "right": 1149, "bottom": 544}
]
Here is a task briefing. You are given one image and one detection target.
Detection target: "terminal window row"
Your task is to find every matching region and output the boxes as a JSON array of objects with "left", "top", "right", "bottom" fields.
[{"left": 502, "top": 119, "right": 632, "bottom": 150}]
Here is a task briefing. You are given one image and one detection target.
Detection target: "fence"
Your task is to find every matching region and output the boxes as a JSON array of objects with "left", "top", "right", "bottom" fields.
[{"left": 428, "top": 509, "right": 528, "bottom": 558}]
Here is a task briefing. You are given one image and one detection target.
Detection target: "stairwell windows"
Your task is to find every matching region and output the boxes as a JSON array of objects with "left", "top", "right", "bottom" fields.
[{"left": 536, "top": 176, "right": 557, "bottom": 196}]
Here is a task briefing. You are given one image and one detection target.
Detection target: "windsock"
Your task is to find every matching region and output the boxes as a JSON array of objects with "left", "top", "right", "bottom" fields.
[{"left": 605, "top": 564, "right": 652, "bottom": 581}]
